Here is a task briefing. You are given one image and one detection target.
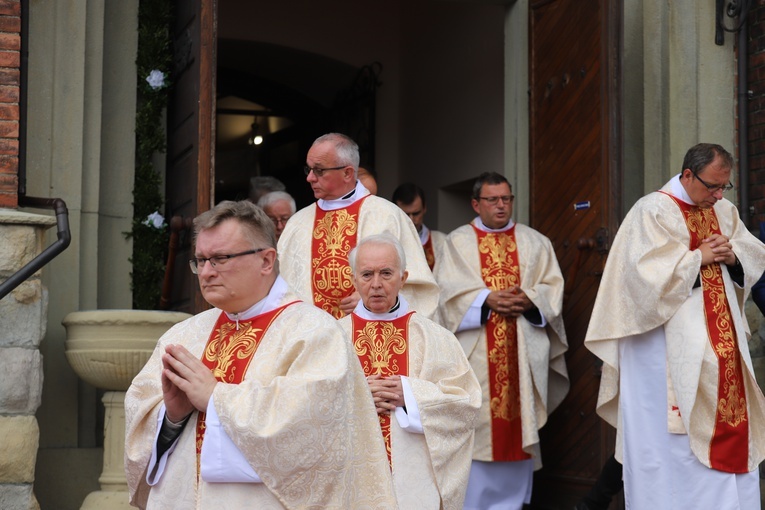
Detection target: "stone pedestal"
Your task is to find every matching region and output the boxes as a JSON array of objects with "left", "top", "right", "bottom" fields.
[{"left": 63, "top": 309, "right": 190, "bottom": 510}]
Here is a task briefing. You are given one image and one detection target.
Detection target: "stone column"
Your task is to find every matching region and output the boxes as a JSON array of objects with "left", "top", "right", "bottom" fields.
[{"left": 0, "top": 208, "right": 56, "bottom": 510}]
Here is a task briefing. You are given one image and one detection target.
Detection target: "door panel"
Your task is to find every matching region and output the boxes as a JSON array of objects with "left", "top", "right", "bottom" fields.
[
  {"left": 166, "top": 0, "right": 216, "bottom": 314},
  {"left": 529, "top": 0, "right": 621, "bottom": 507}
]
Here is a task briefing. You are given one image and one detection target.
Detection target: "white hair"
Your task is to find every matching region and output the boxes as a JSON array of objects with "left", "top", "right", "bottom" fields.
[
  {"left": 257, "top": 191, "right": 296, "bottom": 214},
  {"left": 348, "top": 233, "right": 407, "bottom": 274}
]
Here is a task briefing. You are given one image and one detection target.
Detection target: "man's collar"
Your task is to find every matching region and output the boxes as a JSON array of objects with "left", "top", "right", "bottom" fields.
[
  {"left": 352, "top": 295, "right": 410, "bottom": 321},
  {"left": 668, "top": 173, "right": 695, "bottom": 205},
  {"left": 224, "top": 275, "right": 288, "bottom": 321},
  {"left": 317, "top": 179, "right": 370, "bottom": 211},
  {"left": 472, "top": 217, "right": 515, "bottom": 233}
]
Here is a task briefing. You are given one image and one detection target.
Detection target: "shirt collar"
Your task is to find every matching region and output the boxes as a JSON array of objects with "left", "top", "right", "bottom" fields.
[
  {"left": 352, "top": 294, "right": 410, "bottom": 321},
  {"left": 471, "top": 216, "right": 515, "bottom": 233},
  {"left": 224, "top": 275, "right": 289, "bottom": 322},
  {"left": 317, "top": 179, "right": 370, "bottom": 211},
  {"left": 419, "top": 224, "right": 430, "bottom": 245},
  {"left": 668, "top": 173, "right": 695, "bottom": 205}
]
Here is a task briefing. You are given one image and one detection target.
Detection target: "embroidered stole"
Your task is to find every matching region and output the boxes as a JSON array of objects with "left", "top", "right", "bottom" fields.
[
  {"left": 666, "top": 194, "right": 749, "bottom": 473},
  {"left": 311, "top": 197, "right": 368, "bottom": 318},
  {"left": 473, "top": 225, "right": 530, "bottom": 462},
  {"left": 352, "top": 312, "right": 413, "bottom": 466},
  {"left": 195, "top": 303, "right": 295, "bottom": 476},
  {"left": 423, "top": 233, "right": 436, "bottom": 271}
]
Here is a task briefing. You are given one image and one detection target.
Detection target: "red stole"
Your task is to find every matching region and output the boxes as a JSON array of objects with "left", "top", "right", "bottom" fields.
[
  {"left": 423, "top": 232, "right": 436, "bottom": 271},
  {"left": 472, "top": 224, "right": 530, "bottom": 462},
  {"left": 665, "top": 193, "right": 749, "bottom": 473},
  {"left": 195, "top": 303, "right": 296, "bottom": 475},
  {"left": 311, "top": 197, "right": 368, "bottom": 318},
  {"left": 351, "top": 311, "right": 413, "bottom": 466}
]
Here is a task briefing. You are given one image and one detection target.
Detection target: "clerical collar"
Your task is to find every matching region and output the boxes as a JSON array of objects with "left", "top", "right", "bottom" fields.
[
  {"left": 668, "top": 173, "right": 695, "bottom": 205},
  {"left": 419, "top": 224, "right": 430, "bottom": 245},
  {"left": 317, "top": 179, "right": 370, "bottom": 211},
  {"left": 353, "top": 295, "right": 410, "bottom": 321},
  {"left": 224, "top": 275, "right": 289, "bottom": 326},
  {"left": 472, "top": 216, "right": 515, "bottom": 233}
]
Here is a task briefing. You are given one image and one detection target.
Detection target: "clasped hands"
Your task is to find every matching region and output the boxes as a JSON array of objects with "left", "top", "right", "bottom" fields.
[
  {"left": 697, "top": 233, "right": 737, "bottom": 266},
  {"left": 161, "top": 344, "right": 218, "bottom": 423},
  {"left": 485, "top": 285, "right": 532, "bottom": 318},
  {"left": 367, "top": 374, "right": 404, "bottom": 415}
]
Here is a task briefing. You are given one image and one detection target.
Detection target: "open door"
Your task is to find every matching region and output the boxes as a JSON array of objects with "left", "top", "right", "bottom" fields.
[
  {"left": 165, "top": 0, "right": 217, "bottom": 314},
  {"left": 529, "top": 0, "right": 622, "bottom": 507}
]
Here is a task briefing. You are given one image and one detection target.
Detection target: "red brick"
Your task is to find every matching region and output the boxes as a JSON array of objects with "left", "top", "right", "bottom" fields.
[
  {"left": 0, "top": 68, "right": 19, "bottom": 86},
  {"left": 0, "top": 50, "right": 19, "bottom": 68},
  {"left": 0, "top": 85, "right": 18, "bottom": 103},
  {"left": 0, "top": 193, "right": 18, "bottom": 208},
  {"left": 0, "top": 16, "right": 20, "bottom": 34},
  {"left": 0, "top": 2, "right": 21, "bottom": 17},
  {"left": 0, "top": 33, "right": 20, "bottom": 51},
  {"left": 0, "top": 154, "right": 17, "bottom": 172},
  {"left": 0, "top": 120, "right": 17, "bottom": 137},
  {"left": 0, "top": 137, "right": 17, "bottom": 155},
  {"left": 0, "top": 103, "right": 18, "bottom": 120},
  {"left": 0, "top": 171, "right": 16, "bottom": 185}
]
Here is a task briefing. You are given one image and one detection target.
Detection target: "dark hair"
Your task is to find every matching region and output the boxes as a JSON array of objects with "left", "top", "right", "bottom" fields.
[
  {"left": 392, "top": 182, "right": 426, "bottom": 207},
  {"left": 193, "top": 200, "right": 276, "bottom": 250},
  {"left": 681, "top": 143, "right": 734, "bottom": 176},
  {"left": 471, "top": 172, "right": 510, "bottom": 200}
]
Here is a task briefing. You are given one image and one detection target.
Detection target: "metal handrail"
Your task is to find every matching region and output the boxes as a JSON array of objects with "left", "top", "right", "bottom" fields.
[{"left": 0, "top": 196, "right": 71, "bottom": 301}]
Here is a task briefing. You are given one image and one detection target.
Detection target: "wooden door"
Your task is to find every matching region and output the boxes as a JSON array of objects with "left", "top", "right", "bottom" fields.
[
  {"left": 165, "top": 0, "right": 217, "bottom": 314},
  {"left": 529, "top": 0, "right": 622, "bottom": 508}
]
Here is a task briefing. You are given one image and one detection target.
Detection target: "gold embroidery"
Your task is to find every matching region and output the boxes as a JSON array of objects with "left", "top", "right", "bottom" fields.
[
  {"left": 353, "top": 321, "right": 407, "bottom": 375},
  {"left": 685, "top": 207, "right": 719, "bottom": 241},
  {"left": 478, "top": 234, "right": 520, "bottom": 290},
  {"left": 312, "top": 208, "right": 359, "bottom": 317},
  {"left": 204, "top": 322, "right": 261, "bottom": 382}
]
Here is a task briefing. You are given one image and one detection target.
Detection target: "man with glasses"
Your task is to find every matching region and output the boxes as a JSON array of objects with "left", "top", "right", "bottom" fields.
[
  {"left": 277, "top": 132, "right": 439, "bottom": 319},
  {"left": 435, "top": 172, "right": 569, "bottom": 509},
  {"left": 256, "top": 190, "right": 295, "bottom": 241},
  {"left": 125, "top": 200, "right": 397, "bottom": 509},
  {"left": 585, "top": 143, "right": 765, "bottom": 509}
]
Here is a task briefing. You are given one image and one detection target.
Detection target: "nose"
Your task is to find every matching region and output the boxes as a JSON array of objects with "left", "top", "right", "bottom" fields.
[
  {"left": 197, "top": 259, "right": 217, "bottom": 277},
  {"left": 306, "top": 170, "right": 317, "bottom": 183},
  {"left": 712, "top": 188, "right": 724, "bottom": 200},
  {"left": 370, "top": 274, "right": 383, "bottom": 288}
]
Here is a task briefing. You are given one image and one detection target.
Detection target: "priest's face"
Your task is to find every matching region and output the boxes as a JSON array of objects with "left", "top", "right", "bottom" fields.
[
  {"left": 262, "top": 199, "right": 293, "bottom": 240},
  {"left": 679, "top": 154, "right": 732, "bottom": 209},
  {"left": 353, "top": 242, "right": 409, "bottom": 314},
  {"left": 193, "top": 218, "right": 276, "bottom": 313},
  {"left": 396, "top": 195, "right": 426, "bottom": 233},
  {"left": 305, "top": 141, "right": 356, "bottom": 200},
  {"left": 471, "top": 182, "right": 514, "bottom": 229}
]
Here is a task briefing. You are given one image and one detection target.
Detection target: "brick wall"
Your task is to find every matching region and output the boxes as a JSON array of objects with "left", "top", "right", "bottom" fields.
[
  {"left": 749, "top": 1, "right": 765, "bottom": 231},
  {"left": 0, "top": 0, "right": 19, "bottom": 209}
]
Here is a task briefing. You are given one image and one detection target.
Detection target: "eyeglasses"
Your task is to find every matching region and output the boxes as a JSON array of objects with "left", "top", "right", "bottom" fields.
[
  {"left": 477, "top": 195, "right": 514, "bottom": 205},
  {"left": 189, "top": 248, "right": 266, "bottom": 274},
  {"left": 303, "top": 165, "right": 347, "bottom": 177},
  {"left": 692, "top": 171, "right": 733, "bottom": 193},
  {"left": 268, "top": 216, "right": 291, "bottom": 226}
]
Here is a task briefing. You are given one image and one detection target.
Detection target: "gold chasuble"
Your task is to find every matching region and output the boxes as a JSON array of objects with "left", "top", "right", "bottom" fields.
[
  {"left": 195, "top": 303, "right": 295, "bottom": 472},
  {"left": 664, "top": 193, "right": 748, "bottom": 473},
  {"left": 472, "top": 225, "right": 530, "bottom": 462},
  {"left": 352, "top": 312, "right": 412, "bottom": 464},
  {"left": 423, "top": 233, "right": 436, "bottom": 271},
  {"left": 311, "top": 197, "right": 368, "bottom": 318}
]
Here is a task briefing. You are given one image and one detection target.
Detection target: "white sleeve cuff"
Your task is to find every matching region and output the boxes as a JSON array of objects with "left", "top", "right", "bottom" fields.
[
  {"left": 145, "top": 404, "right": 181, "bottom": 486},
  {"left": 200, "top": 394, "right": 262, "bottom": 483},
  {"left": 457, "top": 288, "right": 491, "bottom": 332},
  {"left": 394, "top": 376, "right": 424, "bottom": 434}
]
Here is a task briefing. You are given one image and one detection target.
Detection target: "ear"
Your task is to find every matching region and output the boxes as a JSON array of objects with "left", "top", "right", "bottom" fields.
[
  {"left": 401, "top": 270, "right": 409, "bottom": 286},
  {"left": 471, "top": 199, "right": 481, "bottom": 215},
  {"left": 681, "top": 168, "right": 693, "bottom": 180},
  {"left": 344, "top": 166, "right": 355, "bottom": 182},
  {"left": 260, "top": 248, "right": 277, "bottom": 274}
]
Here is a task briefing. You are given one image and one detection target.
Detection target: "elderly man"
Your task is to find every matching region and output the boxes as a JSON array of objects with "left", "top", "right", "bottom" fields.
[
  {"left": 339, "top": 234, "right": 481, "bottom": 509},
  {"left": 257, "top": 190, "right": 295, "bottom": 241},
  {"left": 585, "top": 143, "right": 765, "bottom": 509},
  {"left": 277, "top": 133, "right": 439, "bottom": 319},
  {"left": 435, "top": 172, "right": 569, "bottom": 510},
  {"left": 392, "top": 182, "right": 446, "bottom": 271},
  {"left": 124, "top": 200, "right": 396, "bottom": 509}
]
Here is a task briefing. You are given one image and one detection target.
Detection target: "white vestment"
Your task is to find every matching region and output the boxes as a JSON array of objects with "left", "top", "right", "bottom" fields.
[
  {"left": 277, "top": 180, "right": 439, "bottom": 319},
  {"left": 585, "top": 176, "right": 765, "bottom": 509},
  {"left": 436, "top": 219, "right": 569, "bottom": 509},
  {"left": 339, "top": 297, "right": 481, "bottom": 510},
  {"left": 125, "top": 277, "right": 397, "bottom": 509}
]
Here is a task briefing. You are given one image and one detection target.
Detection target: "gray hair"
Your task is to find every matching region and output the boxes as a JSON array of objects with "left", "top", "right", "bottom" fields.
[
  {"left": 257, "top": 191, "right": 296, "bottom": 214},
  {"left": 348, "top": 233, "right": 407, "bottom": 274},
  {"left": 193, "top": 200, "right": 276, "bottom": 250},
  {"left": 313, "top": 133, "right": 360, "bottom": 178}
]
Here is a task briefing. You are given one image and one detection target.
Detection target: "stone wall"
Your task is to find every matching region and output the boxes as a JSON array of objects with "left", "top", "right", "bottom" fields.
[{"left": 0, "top": 209, "right": 55, "bottom": 510}]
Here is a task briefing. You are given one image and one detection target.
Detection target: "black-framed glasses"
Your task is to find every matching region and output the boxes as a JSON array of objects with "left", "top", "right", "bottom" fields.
[
  {"left": 478, "top": 195, "right": 514, "bottom": 205},
  {"left": 303, "top": 165, "right": 347, "bottom": 177},
  {"left": 189, "top": 248, "right": 266, "bottom": 274},
  {"left": 692, "top": 171, "right": 734, "bottom": 193}
]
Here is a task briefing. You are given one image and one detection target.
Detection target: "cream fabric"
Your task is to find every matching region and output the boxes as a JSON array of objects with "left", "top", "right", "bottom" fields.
[
  {"left": 124, "top": 290, "right": 397, "bottom": 510},
  {"left": 339, "top": 306, "right": 481, "bottom": 510},
  {"left": 435, "top": 222, "right": 569, "bottom": 467},
  {"left": 277, "top": 193, "right": 440, "bottom": 319},
  {"left": 585, "top": 180, "right": 765, "bottom": 473}
]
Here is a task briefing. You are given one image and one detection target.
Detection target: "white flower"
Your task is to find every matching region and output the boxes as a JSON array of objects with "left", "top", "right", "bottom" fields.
[
  {"left": 146, "top": 70, "right": 166, "bottom": 90},
  {"left": 143, "top": 211, "right": 166, "bottom": 229}
]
